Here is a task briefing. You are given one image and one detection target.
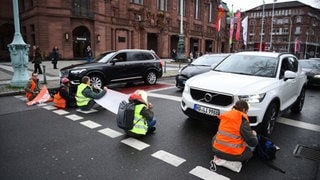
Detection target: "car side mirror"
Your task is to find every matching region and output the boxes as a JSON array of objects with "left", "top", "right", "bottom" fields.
[{"left": 284, "top": 70, "right": 297, "bottom": 81}]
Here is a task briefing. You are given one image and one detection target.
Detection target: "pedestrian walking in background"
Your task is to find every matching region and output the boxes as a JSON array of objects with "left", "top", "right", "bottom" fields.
[
  {"left": 33, "top": 46, "right": 42, "bottom": 74},
  {"left": 126, "top": 90, "right": 157, "bottom": 137},
  {"left": 51, "top": 46, "right": 59, "bottom": 69},
  {"left": 86, "top": 45, "right": 93, "bottom": 63}
]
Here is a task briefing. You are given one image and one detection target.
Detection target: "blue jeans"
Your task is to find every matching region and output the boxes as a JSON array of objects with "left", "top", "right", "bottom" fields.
[{"left": 147, "top": 118, "right": 157, "bottom": 130}]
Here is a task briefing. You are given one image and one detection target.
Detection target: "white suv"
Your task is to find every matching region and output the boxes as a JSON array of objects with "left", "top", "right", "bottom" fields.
[{"left": 181, "top": 51, "right": 307, "bottom": 136}]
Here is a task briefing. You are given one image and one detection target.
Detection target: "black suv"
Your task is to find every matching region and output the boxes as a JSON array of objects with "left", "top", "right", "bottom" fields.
[{"left": 60, "top": 49, "right": 163, "bottom": 88}]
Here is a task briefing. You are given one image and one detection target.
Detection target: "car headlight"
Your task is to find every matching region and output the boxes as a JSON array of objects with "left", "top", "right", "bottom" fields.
[
  {"left": 238, "top": 93, "right": 266, "bottom": 104},
  {"left": 71, "top": 69, "right": 87, "bottom": 74}
]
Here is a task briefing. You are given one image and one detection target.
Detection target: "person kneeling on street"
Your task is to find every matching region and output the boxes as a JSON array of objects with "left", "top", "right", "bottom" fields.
[
  {"left": 54, "top": 77, "right": 77, "bottom": 109},
  {"left": 24, "top": 72, "right": 41, "bottom": 101},
  {"left": 211, "top": 100, "right": 258, "bottom": 172},
  {"left": 76, "top": 76, "right": 107, "bottom": 111},
  {"left": 126, "top": 90, "right": 157, "bottom": 137}
]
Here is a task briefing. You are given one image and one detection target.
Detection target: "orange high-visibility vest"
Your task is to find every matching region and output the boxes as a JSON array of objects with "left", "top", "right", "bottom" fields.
[
  {"left": 26, "top": 80, "right": 36, "bottom": 101},
  {"left": 213, "top": 109, "right": 249, "bottom": 155},
  {"left": 53, "top": 91, "right": 66, "bottom": 109}
]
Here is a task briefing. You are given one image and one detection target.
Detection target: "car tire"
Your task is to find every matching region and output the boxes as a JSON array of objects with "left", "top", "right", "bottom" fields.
[
  {"left": 291, "top": 87, "right": 305, "bottom": 113},
  {"left": 89, "top": 74, "right": 104, "bottom": 88},
  {"left": 144, "top": 71, "right": 157, "bottom": 85},
  {"left": 261, "top": 102, "right": 278, "bottom": 137}
]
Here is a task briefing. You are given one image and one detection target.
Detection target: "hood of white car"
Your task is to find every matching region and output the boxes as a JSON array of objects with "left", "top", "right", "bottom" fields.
[{"left": 187, "top": 71, "right": 277, "bottom": 95}]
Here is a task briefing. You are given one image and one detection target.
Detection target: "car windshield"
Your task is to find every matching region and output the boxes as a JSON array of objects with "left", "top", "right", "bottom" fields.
[
  {"left": 191, "top": 55, "right": 227, "bottom": 66},
  {"left": 214, "top": 54, "right": 278, "bottom": 77},
  {"left": 92, "top": 51, "right": 116, "bottom": 63},
  {"left": 300, "top": 60, "right": 320, "bottom": 70}
]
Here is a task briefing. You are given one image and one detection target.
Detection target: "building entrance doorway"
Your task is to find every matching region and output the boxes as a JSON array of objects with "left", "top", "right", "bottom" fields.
[{"left": 72, "top": 26, "right": 91, "bottom": 58}]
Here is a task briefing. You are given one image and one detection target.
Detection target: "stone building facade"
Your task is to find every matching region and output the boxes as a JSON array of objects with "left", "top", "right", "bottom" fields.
[
  {"left": 245, "top": 1, "right": 320, "bottom": 58},
  {"left": 0, "top": 0, "right": 231, "bottom": 61}
]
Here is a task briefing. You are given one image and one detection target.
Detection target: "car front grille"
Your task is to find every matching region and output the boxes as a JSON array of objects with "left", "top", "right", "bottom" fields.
[{"left": 190, "top": 87, "right": 234, "bottom": 106}]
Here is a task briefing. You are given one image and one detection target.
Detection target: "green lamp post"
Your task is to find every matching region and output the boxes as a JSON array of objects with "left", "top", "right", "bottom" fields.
[{"left": 7, "top": 0, "right": 30, "bottom": 87}]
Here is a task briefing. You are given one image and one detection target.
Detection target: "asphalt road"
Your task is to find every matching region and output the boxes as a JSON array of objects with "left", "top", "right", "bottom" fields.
[{"left": 0, "top": 78, "right": 319, "bottom": 180}]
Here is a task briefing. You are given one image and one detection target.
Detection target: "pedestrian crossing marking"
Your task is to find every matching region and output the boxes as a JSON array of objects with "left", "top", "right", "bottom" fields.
[
  {"left": 65, "top": 114, "right": 83, "bottom": 121},
  {"left": 98, "top": 128, "right": 123, "bottom": 138},
  {"left": 121, "top": 137, "right": 150, "bottom": 151},
  {"left": 189, "top": 166, "right": 230, "bottom": 180},
  {"left": 80, "top": 120, "right": 102, "bottom": 129},
  {"left": 53, "top": 109, "right": 69, "bottom": 115},
  {"left": 76, "top": 109, "right": 97, "bottom": 114},
  {"left": 42, "top": 105, "right": 57, "bottom": 110},
  {"left": 151, "top": 150, "right": 186, "bottom": 167}
]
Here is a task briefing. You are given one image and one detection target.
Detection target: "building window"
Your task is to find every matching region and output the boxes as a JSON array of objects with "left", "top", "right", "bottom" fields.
[
  {"left": 295, "top": 26, "right": 301, "bottom": 34},
  {"left": 194, "top": 0, "right": 200, "bottom": 20},
  {"left": 177, "top": 0, "right": 186, "bottom": 16},
  {"left": 72, "top": 0, "right": 91, "bottom": 17},
  {"left": 208, "top": 0, "right": 213, "bottom": 22},
  {"left": 296, "top": 16, "right": 302, "bottom": 23},
  {"left": 157, "top": 0, "right": 167, "bottom": 11},
  {"left": 130, "top": 0, "right": 144, "bottom": 5}
]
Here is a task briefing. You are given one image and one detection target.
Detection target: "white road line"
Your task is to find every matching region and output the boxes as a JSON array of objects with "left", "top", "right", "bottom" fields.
[
  {"left": 52, "top": 109, "right": 69, "bottom": 115},
  {"left": 80, "top": 120, "right": 102, "bottom": 129},
  {"left": 76, "top": 109, "right": 97, "bottom": 114},
  {"left": 151, "top": 150, "right": 186, "bottom": 167},
  {"left": 147, "top": 92, "right": 181, "bottom": 102},
  {"left": 121, "top": 137, "right": 150, "bottom": 151},
  {"left": 65, "top": 114, "right": 84, "bottom": 121},
  {"left": 189, "top": 166, "right": 230, "bottom": 180},
  {"left": 42, "top": 105, "right": 57, "bottom": 110},
  {"left": 278, "top": 117, "right": 320, "bottom": 132},
  {"left": 98, "top": 128, "right": 124, "bottom": 138}
]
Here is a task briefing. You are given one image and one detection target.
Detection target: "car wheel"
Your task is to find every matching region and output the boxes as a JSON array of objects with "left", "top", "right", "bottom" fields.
[
  {"left": 144, "top": 71, "right": 157, "bottom": 85},
  {"left": 291, "top": 87, "right": 305, "bottom": 113},
  {"left": 89, "top": 74, "right": 104, "bottom": 88},
  {"left": 261, "top": 102, "right": 278, "bottom": 137}
]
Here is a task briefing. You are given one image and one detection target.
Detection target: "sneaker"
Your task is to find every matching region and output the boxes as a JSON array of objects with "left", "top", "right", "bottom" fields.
[
  {"left": 213, "top": 155, "right": 242, "bottom": 173},
  {"left": 147, "top": 127, "right": 156, "bottom": 134}
]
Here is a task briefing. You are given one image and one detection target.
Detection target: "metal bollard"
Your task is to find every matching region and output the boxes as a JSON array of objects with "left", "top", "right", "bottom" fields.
[
  {"left": 42, "top": 65, "right": 47, "bottom": 84},
  {"left": 164, "top": 61, "right": 166, "bottom": 73}
]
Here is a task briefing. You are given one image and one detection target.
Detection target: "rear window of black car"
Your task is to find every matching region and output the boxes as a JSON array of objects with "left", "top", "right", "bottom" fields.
[{"left": 129, "top": 52, "right": 154, "bottom": 61}]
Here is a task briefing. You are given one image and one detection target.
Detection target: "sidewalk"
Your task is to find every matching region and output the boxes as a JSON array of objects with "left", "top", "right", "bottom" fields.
[{"left": 0, "top": 59, "right": 187, "bottom": 97}]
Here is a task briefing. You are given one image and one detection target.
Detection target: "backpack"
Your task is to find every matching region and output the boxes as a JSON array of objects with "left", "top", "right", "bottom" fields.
[
  {"left": 116, "top": 100, "right": 135, "bottom": 130},
  {"left": 253, "top": 134, "right": 277, "bottom": 161}
]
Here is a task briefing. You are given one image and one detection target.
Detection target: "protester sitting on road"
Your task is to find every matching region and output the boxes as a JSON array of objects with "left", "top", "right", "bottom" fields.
[
  {"left": 54, "top": 77, "right": 76, "bottom": 109},
  {"left": 24, "top": 72, "right": 41, "bottom": 101},
  {"left": 75, "top": 76, "right": 107, "bottom": 111},
  {"left": 126, "top": 90, "right": 157, "bottom": 137},
  {"left": 211, "top": 100, "right": 258, "bottom": 172}
]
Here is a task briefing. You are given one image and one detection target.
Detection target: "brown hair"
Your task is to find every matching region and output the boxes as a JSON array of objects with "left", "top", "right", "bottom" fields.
[
  {"left": 81, "top": 76, "right": 90, "bottom": 84},
  {"left": 233, "top": 100, "right": 249, "bottom": 112}
]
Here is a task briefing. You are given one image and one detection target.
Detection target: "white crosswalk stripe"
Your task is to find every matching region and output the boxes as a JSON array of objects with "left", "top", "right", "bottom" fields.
[
  {"left": 98, "top": 128, "right": 124, "bottom": 138},
  {"left": 189, "top": 166, "right": 230, "bottom": 180},
  {"left": 121, "top": 137, "right": 150, "bottom": 150},
  {"left": 151, "top": 150, "right": 186, "bottom": 167},
  {"left": 80, "top": 120, "right": 102, "bottom": 129}
]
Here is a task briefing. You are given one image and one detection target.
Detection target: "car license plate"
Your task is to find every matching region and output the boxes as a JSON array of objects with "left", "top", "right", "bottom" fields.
[{"left": 194, "top": 104, "right": 220, "bottom": 116}]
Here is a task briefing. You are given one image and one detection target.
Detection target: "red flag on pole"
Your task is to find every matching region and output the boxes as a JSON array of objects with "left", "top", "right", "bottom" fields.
[
  {"left": 216, "top": 5, "right": 225, "bottom": 32},
  {"left": 235, "top": 10, "right": 241, "bottom": 41}
]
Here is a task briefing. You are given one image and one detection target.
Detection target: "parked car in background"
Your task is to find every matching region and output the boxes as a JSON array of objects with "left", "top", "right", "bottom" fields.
[
  {"left": 181, "top": 51, "right": 307, "bottom": 137},
  {"left": 299, "top": 59, "right": 320, "bottom": 87},
  {"left": 175, "top": 53, "right": 230, "bottom": 90},
  {"left": 60, "top": 49, "right": 163, "bottom": 88}
]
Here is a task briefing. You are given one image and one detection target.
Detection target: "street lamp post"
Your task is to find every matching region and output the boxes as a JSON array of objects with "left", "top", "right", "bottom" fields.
[
  {"left": 259, "top": 0, "right": 265, "bottom": 51},
  {"left": 304, "top": 32, "right": 309, "bottom": 59},
  {"left": 176, "top": 0, "right": 186, "bottom": 63},
  {"left": 270, "top": 0, "right": 276, "bottom": 51},
  {"left": 7, "top": 0, "right": 30, "bottom": 87}
]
